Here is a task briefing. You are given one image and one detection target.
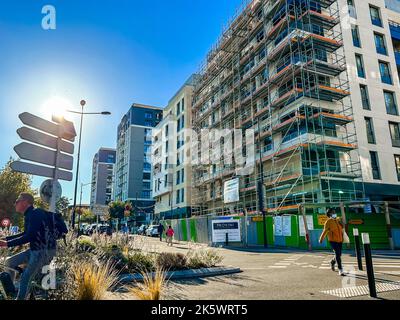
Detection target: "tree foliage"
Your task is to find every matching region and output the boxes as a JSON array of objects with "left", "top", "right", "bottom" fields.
[
  {"left": 108, "top": 200, "right": 125, "bottom": 220},
  {"left": 0, "top": 159, "right": 33, "bottom": 227}
]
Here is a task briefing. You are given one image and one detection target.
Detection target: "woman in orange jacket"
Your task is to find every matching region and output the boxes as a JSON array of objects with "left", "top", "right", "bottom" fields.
[{"left": 319, "top": 208, "right": 345, "bottom": 276}]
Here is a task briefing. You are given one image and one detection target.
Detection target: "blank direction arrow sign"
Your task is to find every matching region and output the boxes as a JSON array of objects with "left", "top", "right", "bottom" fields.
[
  {"left": 19, "top": 112, "right": 75, "bottom": 142},
  {"left": 17, "top": 127, "right": 74, "bottom": 155},
  {"left": 10, "top": 161, "right": 73, "bottom": 181},
  {"left": 14, "top": 142, "right": 73, "bottom": 171}
]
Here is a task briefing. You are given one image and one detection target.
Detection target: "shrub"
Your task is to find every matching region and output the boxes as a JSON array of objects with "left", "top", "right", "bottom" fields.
[
  {"left": 126, "top": 251, "right": 155, "bottom": 274},
  {"left": 70, "top": 259, "right": 119, "bottom": 300},
  {"left": 128, "top": 267, "right": 167, "bottom": 300},
  {"left": 187, "top": 249, "right": 223, "bottom": 269},
  {"left": 77, "top": 236, "right": 96, "bottom": 252},
  {"left": 97, "top": 244, "right": 128, "bottom": 272},
  {"left": 155, "top": 252, "right": 187, "bottom": 271}
]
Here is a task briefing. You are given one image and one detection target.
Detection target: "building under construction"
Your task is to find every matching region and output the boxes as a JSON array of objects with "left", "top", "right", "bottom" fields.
[{"left": 191, "top": 0, "right": 365, "bottom": 216}]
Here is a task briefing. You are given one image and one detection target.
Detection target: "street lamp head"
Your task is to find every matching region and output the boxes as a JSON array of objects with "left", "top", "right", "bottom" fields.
[
  {"left": 80, "top": 100, "right": 86, "bottom": 107},
  {"left": 102, "top": 111, "right": 111, "bottom": 115}
]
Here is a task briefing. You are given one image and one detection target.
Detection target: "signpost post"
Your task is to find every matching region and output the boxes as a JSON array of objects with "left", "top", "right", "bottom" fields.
[{"left": 11, "top": 112, "right": 76, "bottom": 212}]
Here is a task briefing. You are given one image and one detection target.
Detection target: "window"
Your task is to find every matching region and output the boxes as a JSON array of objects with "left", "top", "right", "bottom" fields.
[
  {"left": 176, "top": 170, "right": 181, "bottom": 185},
  {"left": 165, "top": 125, "right": 169, "bottom": 138},
  {"left": 181, "top": 98, "right": 185, "bottom": 111},
  {"left": 365, "top": 117, "right": 376, "bottom": 144},
  {"left": 141, "top": 191, "right": 151, "bottom": 199},
  {"left": 176, "top": 102, "right": 180, "bottom": 116},
  {"left": 145, "top": 120, "right": 153, "bottom": 127},
  {"left": 165, "top": 141, "right": 169, "bottom": 153},
  {"left": 144, "top": 112, "right": 153, "bottom": 119},
  {"left": 374, "top": 33, "right": 387, "bottom": 55},
  {"left": 181, "top": 168, "right": 185, "bottom": 183},
  {"left": 348, "top": 0, "right": 357, "bottom": 19},
  {"left": 164, "top": 174, "right": 168, "bottom": 188},
  {"left": 143, "top": 182, "right": 151, "bottom": 190},
  {"left": 384, "top": 91, "right": 398, "bottom": 115},
  {"left": 176, "top": 189, "right": 180, "bottom": 204},
  {"left": 143, "top": 173, "right": 151, "bottom": 180},
  {"left": 395, "top": 155, "right": 400, "bottom": 181},
  {"left": 144, "top": 145, "right": 151, "bottom": 153},
  {"left": 370, "top": 151, "right": 381, "bottom": 180},
  {"left": 370, "top": 5, "right": 382, "bottom": 27},
  {"left": 143, "top": 162, "right": 151, "bottom": 171},
  {"left": 352, "top": 25, "right": 361, "bottom": 47},
  {"left": 360, "top": 85, "right": 370, "bottom": 110},
  {"left": 355, "top": 54, "right": 366, "bottom": 78},
  {"left": 379, "top": 61, "right": 392, "bottom": 85},
  {"left": 389, "top": 122, "right": 400, "bottom": 147},
  {"left": 181, "top": 188, "right": 184, "bottom": 203}
]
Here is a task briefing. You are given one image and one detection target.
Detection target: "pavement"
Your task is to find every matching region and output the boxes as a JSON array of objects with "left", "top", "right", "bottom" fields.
[{"left": 125, "top": 236, "right": 400, "bottom": 300}]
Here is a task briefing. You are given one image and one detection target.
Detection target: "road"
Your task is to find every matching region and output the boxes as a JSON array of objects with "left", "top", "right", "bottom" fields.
[{"left": 129, "top": 236, "right": 400, "bottom": 300}]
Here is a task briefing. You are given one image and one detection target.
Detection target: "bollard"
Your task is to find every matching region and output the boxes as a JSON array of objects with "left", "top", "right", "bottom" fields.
[
  {"left": 362, "top": 233, "right": 377, "bottom": 298},
  {"left": 226, "top": 232, "right": 229, "bottom": 246},
  {"left": 353, "top": 228, "right": 363, "bottom": 271}
]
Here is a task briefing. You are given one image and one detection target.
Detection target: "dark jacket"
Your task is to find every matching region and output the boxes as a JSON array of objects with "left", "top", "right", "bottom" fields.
[
  {"left": 158, "top": 224, "right": 165, "bottom": 233},
  {"left": 6, "top": 206, "right": 57, "bottom": 251}
]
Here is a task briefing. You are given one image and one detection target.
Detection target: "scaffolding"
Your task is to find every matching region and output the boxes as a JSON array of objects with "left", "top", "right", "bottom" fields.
[{"left": 191, "top": 0, "right": 364, "bottom": 217}]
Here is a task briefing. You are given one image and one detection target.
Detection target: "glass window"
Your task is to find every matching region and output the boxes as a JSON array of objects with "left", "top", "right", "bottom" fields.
[
  {"left": 352, "top": 25, "right": 361, "bottom": 48},
  {"left": 365, "top": 117, "right": 376, "bottom": 144},
  {"left": 181, "top": 168, "right": 185, "bottom": 183},
  {"left": 360, "top": 85, "right": 370, "bottom": 110},
  {"left": 374, "top": 33, "right": 387, "bottom": 55},
  {"left": 370, "top": 151, "right": 381, "bottom": 180},
  {"left": 181, "top": 188, "right": 184, "bottom": 203},
  {"left": 355, "top": 54, "right": 366, "bottom": 78},
  {"left": 395, "top": 155, "right": 400, "bottom": 181},
  {"left": 181, "top": 98, "right": 185, "bottom": 111},
  {"left": 389, "top": 122, "right": 400, "bottom": 147},
  {"left": 176, "top": 189, "right": 180, "bottom": 204},
  {"left": 379, "top": 61, "right": 392, "bottom": 85},
  {"left": 370, "top": 5, "right": 382, "bottom": 27},
  {"left": 384, "top": 91, "right": 398, "bottom": 115},
  {"left": 144, "top": 112, "right": 153, "bottom": 119},
  {"left": 348, "top": 0, "right": 357, "bottom": 19}
]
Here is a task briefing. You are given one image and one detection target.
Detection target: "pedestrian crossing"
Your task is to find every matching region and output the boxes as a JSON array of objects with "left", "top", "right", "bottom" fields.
[{"left": 267, "top": 253, "right": 400, "bottom": 274}]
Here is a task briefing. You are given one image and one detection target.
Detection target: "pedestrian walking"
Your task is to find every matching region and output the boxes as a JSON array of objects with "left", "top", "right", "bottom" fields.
[
  {"left": 158, "top": 223, "right": 165, "bottom": 242},
  {"left": 319, "top": 208, "right": 345, "bottom": 276},
  {"left": 166, "top": 226, "right": 174, "bottom": 246},
  {"left": 0, "top": 193, "right": 63, "bottom": 299}
]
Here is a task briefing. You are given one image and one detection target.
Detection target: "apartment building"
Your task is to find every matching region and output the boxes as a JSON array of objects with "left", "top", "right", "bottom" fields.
[
  {"left": 90, "top": 147, "right": 116, "bottom": 207},
  {"left": 152, "top": 75, "right": 198, "bottom": 220},
  {"left": 191, "top": 0, "right": 365, "bottom": 216},
  {"left": 341, "top": 0, "right": 400, "bottom": 201},
  {"left": 114, "top": 104, "right": 162, "bottom": 221}
]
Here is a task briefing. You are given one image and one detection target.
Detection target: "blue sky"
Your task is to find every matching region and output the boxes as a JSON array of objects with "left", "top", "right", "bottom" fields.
[{"left": 0, "top": 0, "right": 243, "bottom": 205}]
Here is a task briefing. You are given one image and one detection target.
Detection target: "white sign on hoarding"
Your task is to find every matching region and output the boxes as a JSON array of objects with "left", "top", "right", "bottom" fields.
[
  {"left": 282, "top": 216, "right": 292, "bottom": 237},
  {"left": 274, "top": 216, "right": 283, "bottom": 236},
  {"left": 299, "top": 215, "right": 314, "bottom": 237},
  {"left": 223, "top": 178, "right": 240, "bottom": 204},
  {"left": 212, "top": 219, "right": 241, "bottom": 242}
]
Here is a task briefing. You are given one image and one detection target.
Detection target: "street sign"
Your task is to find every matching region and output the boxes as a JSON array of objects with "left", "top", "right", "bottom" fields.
[
  {"left": 14, "top": 142, "right": 73, "bottom": 171},
  {"left": 40, "top": 179, "right": 62, "bottom": 204},
  {"left": 17, "top": 127, "right": 74, "bottom": 154},
  {"left": 10, "top": 161, "right": 73, "bottom": 181},
  {"left": 1, "top": 218, "right": 11, "bottom": 228},
  {"left": 92, "top": 205, "right": 109, "bottom": 216},
  {"left": 19, "top": 112, "right": 76, "bottom": 142}
]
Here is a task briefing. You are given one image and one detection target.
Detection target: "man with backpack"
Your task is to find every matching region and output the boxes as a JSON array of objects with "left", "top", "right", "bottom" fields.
[{"left": 0, "top": 192, "right": 68, "bottom": 300}]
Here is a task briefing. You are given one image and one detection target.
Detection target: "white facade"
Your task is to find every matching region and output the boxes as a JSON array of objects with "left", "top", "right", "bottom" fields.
[{"left": 340, "top": 0, "right": 400, "bottom": 196}]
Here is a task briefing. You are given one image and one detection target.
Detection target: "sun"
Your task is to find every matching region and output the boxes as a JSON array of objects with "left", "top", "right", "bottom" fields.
[{"left": 41, "top": 96, "right": 73, "bottom": 119}]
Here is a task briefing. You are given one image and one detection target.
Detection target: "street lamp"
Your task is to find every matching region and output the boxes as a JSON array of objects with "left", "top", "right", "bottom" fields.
[
  {"left": 69, "top": 100, "right": 111, "bottom": 231},
  {"left": 77, "top": 181, "right": 96, "bottom": 235}
]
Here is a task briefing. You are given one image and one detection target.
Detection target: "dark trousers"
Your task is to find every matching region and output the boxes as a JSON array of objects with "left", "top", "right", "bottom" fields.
[
  {"left": 159, "top": 232, "right": 163, "bottom": 241},
  {"left": 330, "top": 242, "right": 343, "bottom": 270}
]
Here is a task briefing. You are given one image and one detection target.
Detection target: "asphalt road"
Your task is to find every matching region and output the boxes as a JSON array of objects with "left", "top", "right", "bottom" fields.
[{"left": 130, "top": 235, "right": 400, "bottom": 300}]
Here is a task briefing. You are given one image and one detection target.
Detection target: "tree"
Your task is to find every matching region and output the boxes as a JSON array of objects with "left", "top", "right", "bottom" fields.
[
  {"left": 79, "top": 208, "right": 95, "bottom": 223},
  {"left": 108, "top": 200, "right": 125, "bottom": 221},
  {"left": 0, "top": 159, "right": 33, "bottom": 228},
  {"left": 56, "top": 196, "right": 70, "bottom": 219}
]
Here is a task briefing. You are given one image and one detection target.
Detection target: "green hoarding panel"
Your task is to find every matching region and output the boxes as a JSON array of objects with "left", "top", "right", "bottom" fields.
[
  {"left": 181, "top": 219, "right": 188, "bottom": 241},
  {"left": 190, "top": 219, "right": 197, "bottom": 242}
]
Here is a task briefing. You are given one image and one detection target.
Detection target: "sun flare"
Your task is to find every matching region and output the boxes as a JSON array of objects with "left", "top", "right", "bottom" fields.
[{"left": 41, "top": 96, "right": 73, "bottom": 119}]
